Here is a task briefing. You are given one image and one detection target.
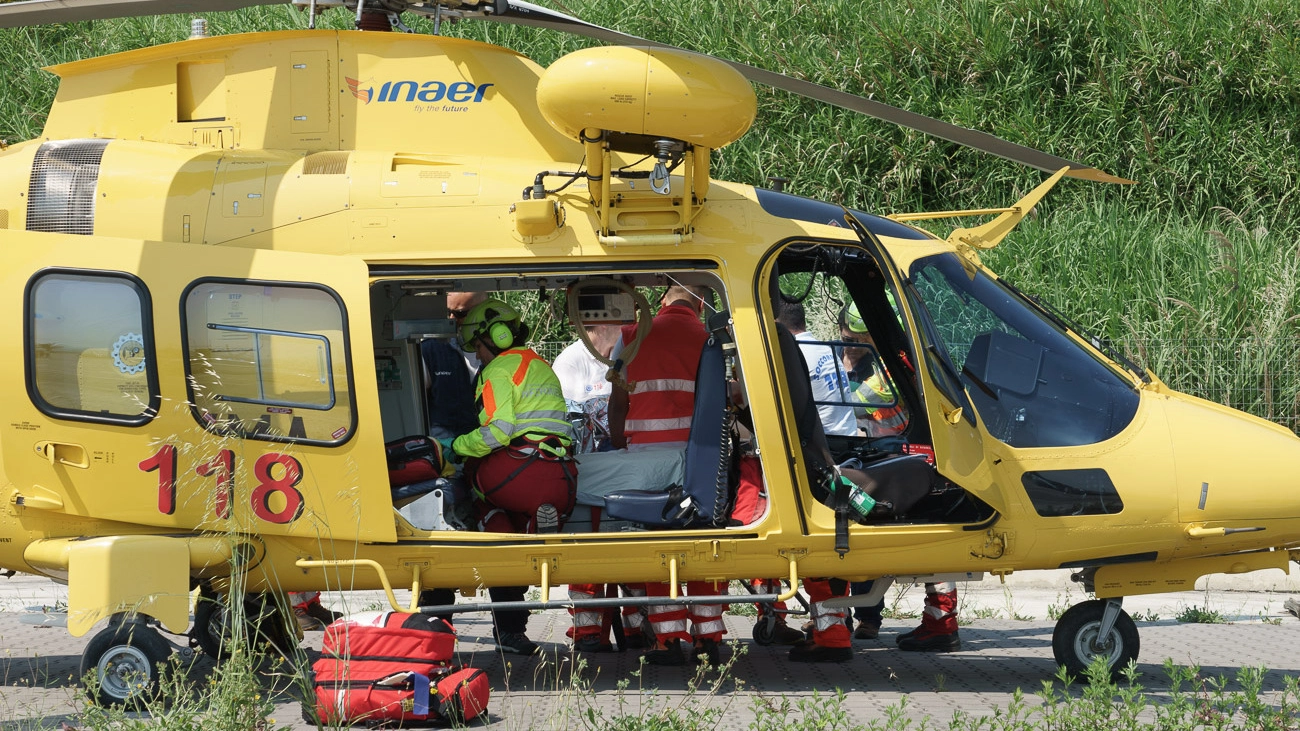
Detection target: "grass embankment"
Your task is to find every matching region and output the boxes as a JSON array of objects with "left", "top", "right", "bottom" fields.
[{"left": 1, "top": 0, "right": 1295, "bottom": 424}]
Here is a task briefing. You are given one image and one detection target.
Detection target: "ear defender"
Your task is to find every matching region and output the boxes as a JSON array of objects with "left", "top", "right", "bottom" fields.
[{"left": 488, "top": 320, "right": 515, "bottom": 349}]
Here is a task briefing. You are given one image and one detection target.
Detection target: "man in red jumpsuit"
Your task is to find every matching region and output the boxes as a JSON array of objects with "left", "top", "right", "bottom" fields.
[{"left": 569, "top": 285, "right": 727, "bottom": 665}]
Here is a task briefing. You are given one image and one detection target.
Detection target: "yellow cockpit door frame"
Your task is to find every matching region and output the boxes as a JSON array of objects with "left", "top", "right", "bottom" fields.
[{"left": 1, "top": 230, "right": 394, "bottom": 544}]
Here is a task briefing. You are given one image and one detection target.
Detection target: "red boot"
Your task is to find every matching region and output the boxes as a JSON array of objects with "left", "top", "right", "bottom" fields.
[
  {"left": 789, "top": 578, "right": 852, "bottom": 663},
  {"left": 897, "top": 582, "right": 960, "bottom": 652}
]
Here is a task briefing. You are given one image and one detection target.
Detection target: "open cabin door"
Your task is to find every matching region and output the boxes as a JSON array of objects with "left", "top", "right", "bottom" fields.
[
  {"left": 1, "top": 230, "right": 394, "bottom": 544},
  {"left": 839, "top": 214, "right": 994, "bottom": 506}
]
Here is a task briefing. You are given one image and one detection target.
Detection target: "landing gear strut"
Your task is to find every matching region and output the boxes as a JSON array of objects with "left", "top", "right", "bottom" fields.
[
  {"left": 191, "top": 588, "right": 297, "bottom": 661},
  {"left": 1051, "top": 598, "right": 1140, "bottom": 678}
]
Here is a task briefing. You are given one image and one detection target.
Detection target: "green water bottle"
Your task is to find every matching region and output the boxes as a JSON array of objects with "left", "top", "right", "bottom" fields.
[{"left": 848, "top": 485, "right": 876, "bottom": 519}]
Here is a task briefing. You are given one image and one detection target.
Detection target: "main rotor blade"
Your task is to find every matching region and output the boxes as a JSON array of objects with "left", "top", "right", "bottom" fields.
[
  {"left": 0, "top": 0, "right": 279, "bottom": 28},
  {"left": 468, "top": 0, "right": 1131, "bottom": 184}
]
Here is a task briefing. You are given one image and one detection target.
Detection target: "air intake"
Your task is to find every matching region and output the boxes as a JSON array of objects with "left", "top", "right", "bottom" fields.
[
  {"left": 26, "top": 139, "right": 112, "bottom": 235},
  {"left": 303, "top": 151, "right": 349, "bottom": 175}
]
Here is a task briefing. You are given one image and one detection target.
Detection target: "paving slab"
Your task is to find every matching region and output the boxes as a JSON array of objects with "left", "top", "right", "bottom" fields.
[{"left": 2, "top": 572, "right": 1300, "bottom": 729}]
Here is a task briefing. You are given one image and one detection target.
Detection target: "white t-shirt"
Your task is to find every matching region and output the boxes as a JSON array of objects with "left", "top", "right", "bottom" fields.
[
  {"left": 553, "top": 339, "right": 613, "bottom": 403},
  {"left": 795, "top": 331, "right": 857, "bottom": 436}
]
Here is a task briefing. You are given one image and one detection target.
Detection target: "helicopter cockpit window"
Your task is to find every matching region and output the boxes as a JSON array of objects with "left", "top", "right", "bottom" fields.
[
  {"left": 768, "top": 246, "right": 1001, "bottom": 527},
  {"left": 26, "top": 270, "right": 159, "bottom": 425},
  {"left": 183, "top": 280, "right": 355, "bottom": 446},
  {"left": 909, "top": 253, "right": 1139, "bottom": 448}
]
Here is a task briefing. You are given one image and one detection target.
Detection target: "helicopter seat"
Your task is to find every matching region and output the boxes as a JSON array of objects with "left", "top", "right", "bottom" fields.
[
  {"left": 601, "top": 311, "right": 734, "bottom": 528},
  {"left": 775, "top": 322, "right": 933, "bottom": 522}
]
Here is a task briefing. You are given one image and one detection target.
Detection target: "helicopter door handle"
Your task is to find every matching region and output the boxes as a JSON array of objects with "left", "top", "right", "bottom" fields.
[{"left": 35, "top": 441, "right": 90, "bottom": 469}]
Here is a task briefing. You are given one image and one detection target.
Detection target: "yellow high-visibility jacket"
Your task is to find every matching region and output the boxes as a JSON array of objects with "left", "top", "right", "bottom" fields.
[{"left": 452, "top": 348, "right": 574, "bottom": 459}]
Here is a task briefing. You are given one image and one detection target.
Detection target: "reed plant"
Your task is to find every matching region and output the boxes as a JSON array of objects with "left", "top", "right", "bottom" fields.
[{"left": 1, "top": 0, "right": 1296, "bottom": 427}]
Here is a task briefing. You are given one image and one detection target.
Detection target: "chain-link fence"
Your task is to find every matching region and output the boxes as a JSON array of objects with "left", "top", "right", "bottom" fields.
[
  {"left": 1116, "top": 336, "right": 1300, "bottom": 434},
  {"left": 531, "top": 336, "right": 1300, "bottom": 435}
]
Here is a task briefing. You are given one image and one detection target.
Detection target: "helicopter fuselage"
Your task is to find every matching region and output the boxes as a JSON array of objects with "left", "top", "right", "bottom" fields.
[{"left": 0, "top": 29, "right": 1297, "bottom": 643}]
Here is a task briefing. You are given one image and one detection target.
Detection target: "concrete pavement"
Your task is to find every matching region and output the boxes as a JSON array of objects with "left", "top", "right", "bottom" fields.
[{"left": 2, "top": 570, "right": 1300, "bottom": 729}]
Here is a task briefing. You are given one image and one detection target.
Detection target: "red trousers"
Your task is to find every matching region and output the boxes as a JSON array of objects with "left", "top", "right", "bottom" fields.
[
  {"left": 804, "top": 578, "right": 851, "bottom": 648},
  {"left": 646, "top": 581, "right": 727, "bottom": 644},
  {"left": 568, "top": 583, "right": 647, "bottom": 641},
  {"left": 468, "top": 447, "right": 576, "bottom": 533}
]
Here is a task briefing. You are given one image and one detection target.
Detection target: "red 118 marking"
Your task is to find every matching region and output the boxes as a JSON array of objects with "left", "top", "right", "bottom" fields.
[{"left": 140, "top": 447, "right": 305, "bottom": 524}]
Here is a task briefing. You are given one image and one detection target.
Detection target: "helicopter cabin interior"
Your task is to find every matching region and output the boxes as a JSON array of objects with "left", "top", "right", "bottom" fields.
[{"left": 335, "top": 244, "right": 996, "bottom": 539}]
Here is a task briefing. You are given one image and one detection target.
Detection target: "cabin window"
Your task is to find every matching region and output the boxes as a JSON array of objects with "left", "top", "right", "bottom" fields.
[
  {"left": 182, "top": 279, "right": 355, "bottom": 446},
  {"left": 1022, "top": 469, "right": 1123, "bottom": 516},
  {"left": 25, "top": 270, "right": 159, "bottom": 424},
  {"left": 909, "top": 253, "right": 1139, "bottom": 448}
]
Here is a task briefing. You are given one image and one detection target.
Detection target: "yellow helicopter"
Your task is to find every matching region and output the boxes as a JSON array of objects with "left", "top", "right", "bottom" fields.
[{"left": 1, "top": 0, "right": 1298, "bottom": 706}]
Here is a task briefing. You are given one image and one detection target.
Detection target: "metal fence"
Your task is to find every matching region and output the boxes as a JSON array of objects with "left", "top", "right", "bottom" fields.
[
  {"left": 531, "top": 336, "right": 1300, "bottom": 434},
  {"left": 1116, "top": 336, "right": 1300, "bottom": 434}
]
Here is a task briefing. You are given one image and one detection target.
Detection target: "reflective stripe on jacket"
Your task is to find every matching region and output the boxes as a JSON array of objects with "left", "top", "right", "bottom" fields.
[
  {"left": 847, "top": 370, "right": 907, "bottom": 437},
  {"left": 622, "top": 304, "right": 706, "bottom": 445},
  {"left": 452, "top": 348, "right": 574, "bottom": 459}
]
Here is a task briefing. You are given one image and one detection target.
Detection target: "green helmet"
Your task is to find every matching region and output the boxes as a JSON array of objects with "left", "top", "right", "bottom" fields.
[
  {"left": 843, "top": 302, "right": 868, "bottom": 333},
  {"left": 842, "top": 292, "right": 902, "bottom": 333},
  {"left": 458, "top": 298, "right": 521, "bottom": 352}
]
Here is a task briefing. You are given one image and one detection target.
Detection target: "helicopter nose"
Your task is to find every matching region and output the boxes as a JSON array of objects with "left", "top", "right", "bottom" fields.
[{"left": 1164, "top": 392, "right": 1300, "bottom": 528}]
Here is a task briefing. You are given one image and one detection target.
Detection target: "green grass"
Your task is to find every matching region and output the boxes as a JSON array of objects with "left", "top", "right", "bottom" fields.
[
  {"left": 1175, "top": 605, "right": 1228, "bottom": 624},
  {"left": 1, "top": 0, "right": 1298, "bottom": 427}
]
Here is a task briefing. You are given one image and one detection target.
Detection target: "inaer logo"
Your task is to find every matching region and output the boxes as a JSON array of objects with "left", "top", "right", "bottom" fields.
[
  {"left": 347, "top": 77, "right": 495, "bottom": 106},
  {"left": 346, "top": 76, "right": 374, "bottom": 103}
]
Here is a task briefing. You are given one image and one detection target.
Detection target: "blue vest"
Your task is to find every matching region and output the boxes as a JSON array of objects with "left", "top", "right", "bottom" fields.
[{"left": 420, "top": 339, "right": 479, "bottom": 435}]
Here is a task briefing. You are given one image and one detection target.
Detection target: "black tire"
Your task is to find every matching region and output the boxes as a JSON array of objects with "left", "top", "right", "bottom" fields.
[
  {"left": 1052, "top": 599, "right": 1140, "bottom": 679},
  {"left": 80, "top": 622, "right": 171, "bottom": 708},
  {"left": 751, "top": 614, "right": 777, "bottom": 645},
  {"left": 192, "top": 592, "right": 296, "bottom": 661}
]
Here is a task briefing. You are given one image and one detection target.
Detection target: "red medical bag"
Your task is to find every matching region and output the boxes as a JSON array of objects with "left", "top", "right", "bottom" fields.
[
  {"left": 385, "top": 435, "right": 453, "bottom": 486},
  {"left": 310, "top": 611, "right": 489, "bottom": 725}
]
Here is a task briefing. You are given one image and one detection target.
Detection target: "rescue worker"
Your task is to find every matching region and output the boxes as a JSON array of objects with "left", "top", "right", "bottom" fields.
[
  {"left": 839, "top": 303, "right": 892, "bottom": 639},
  {"left": 443, "top": 297, "right": 578, "bottom": 655},
  {"left": 571, "top": 284, "right": 726, "bottom": 665},
  {"left": 839, "top": 303, "right": 907, "bottom": 438},
  {"left": 416, "top": 291, "right": 482, "bottom": 632},
  {"left": 420, "top": 291, "right": 485, "bottom": 442},
  {"left": 775, "top": 300, "right": 857, "bottom": 436},
  {"left": 839, "top": 303, "right": 961, "bottom": 652},
  {"left": 772, "top": 299, "right": 888, "bottom": 662},
  {"left": 896, "top": 581, "right": 961, "bottom": 651}
]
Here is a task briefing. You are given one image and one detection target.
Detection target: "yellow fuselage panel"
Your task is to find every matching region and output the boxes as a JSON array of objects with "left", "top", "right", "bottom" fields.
[{"left": 42, "top": 31, "right": 577, "bottom": 159}]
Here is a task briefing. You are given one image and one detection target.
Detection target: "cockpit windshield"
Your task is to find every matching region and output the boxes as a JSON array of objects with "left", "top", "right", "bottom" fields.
[{"left": 909, "top": 253, "right": 1139, "bottom": 448}]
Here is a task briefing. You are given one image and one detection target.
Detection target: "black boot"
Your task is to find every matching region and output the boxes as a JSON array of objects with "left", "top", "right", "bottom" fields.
[
  {"left": 897, "top": 629, "right": 961, "bottom": 652},
  {"left": 693, "top": 638, "right": 721, "bottom": 666},
  {"left": 788, "top": 640, "right": 852, "bottom": 663},
  {"left": 644, "top": 638, "right": 686, "bottom": 666}
]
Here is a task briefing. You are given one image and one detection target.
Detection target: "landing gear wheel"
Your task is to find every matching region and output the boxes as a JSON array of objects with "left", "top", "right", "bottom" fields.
[
  {"left": 1052, "top": 599, "right": 1140, "bottom": 679},
  {"left": 192, "top": 592, "right": 295, "bottom": 661},
  {"left": 80, "top": 621, "right": 171, "bottom": 707},
  {"left": 752, "top": 614, "right": 777, "bottom": 645}
]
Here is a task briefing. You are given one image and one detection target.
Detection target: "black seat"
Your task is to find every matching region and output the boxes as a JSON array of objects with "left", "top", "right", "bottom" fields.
[
  {"left": 602, "top": 311, "right": 734, "bottom": 528},
  {"left": 775, "top": 322, "right": 934, "bottom": 525}
]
